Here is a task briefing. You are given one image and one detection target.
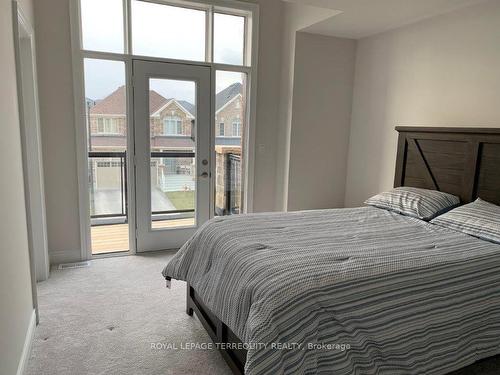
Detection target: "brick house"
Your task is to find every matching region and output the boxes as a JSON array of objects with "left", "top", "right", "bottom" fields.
[
  {"left": 214, "top": 83, "right": 244, "bottom": 214},
  {"left": 87, "top": 82, "right": 244, "bottom": 214},
  {"left": 88, "top": 84, "right": 243, "bottom": 149},
  {"left": 88, "top": 87, "right": 196, "bottom": 151}
]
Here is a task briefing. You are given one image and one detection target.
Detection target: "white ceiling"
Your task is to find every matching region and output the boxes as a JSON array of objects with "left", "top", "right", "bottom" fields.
[{"left": 286, "top": 0, "right": 490, "bottom": 39}]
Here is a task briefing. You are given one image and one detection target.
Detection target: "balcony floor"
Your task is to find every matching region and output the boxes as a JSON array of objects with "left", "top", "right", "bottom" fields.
[
  {"left": 91, "top": 218, "right": 196, "bottom": 255},
  {"left": 91, "top": 224, "right": 129, "bottom": 255}
]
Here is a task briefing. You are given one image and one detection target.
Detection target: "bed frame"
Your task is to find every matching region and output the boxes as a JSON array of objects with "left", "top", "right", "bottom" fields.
[
  {"left": 186, "top": 127, "right": 500, "bottom": 374},
  {"left": 394, "top": 127, "right": 500, "bottom": 205},
  {"left": 186, "top": 283, "right": 246, "bottom": 374}
]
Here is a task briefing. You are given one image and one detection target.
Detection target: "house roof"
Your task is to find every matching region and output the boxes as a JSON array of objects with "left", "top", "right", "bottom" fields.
[
  {"left": 151, "top": 99, "right": 195, "bottom": 119},
  {"left": 90, "top": 86, "right": 168, "bottom": 116},
  {"left": 177, "top": 100, "right": 195, "bottom": 117},
  {"left": 90, "top": 82, "right": 243, "bottom": 116},
  {"left": 216, "top": 82, "right": 242, "bottom": 112}
]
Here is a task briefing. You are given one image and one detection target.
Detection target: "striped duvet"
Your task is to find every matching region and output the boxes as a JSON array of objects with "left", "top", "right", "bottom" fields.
[{"left": 162, "top": 206, "right": 500, "bottom": 375}]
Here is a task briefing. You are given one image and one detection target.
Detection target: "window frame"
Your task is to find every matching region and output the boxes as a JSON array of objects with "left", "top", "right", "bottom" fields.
[
  {"left": 213, "top": 11, "right": 246, "bottom": 66},
  {"left": 95, "top": 117, "right": 121, "bottom": 135},
  {"left": 130, "top": 0, "right": 208, "bottom": 62},
  {"left": 70, "top": 0, "right": 259, "bottom": 260},
  {"left": 97, "top": 118, "right": 104, "bottom": 133},
  {"left": 231, "top": 119, "right": 241, "bottom": 137},
  {"left": 218, "top": 122, "right": 224, "bottom": 136},
  {"left": 163, "top": 116, "right": 183, "bottom": 136},
  {"left": 78, "top": 0, "right": 256, "bottom": 67},
  {"left": 80, "top": 0, "right": 126, "bottom": 54}
]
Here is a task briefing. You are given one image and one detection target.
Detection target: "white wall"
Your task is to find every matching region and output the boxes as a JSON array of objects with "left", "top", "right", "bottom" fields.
[
  {"left": 275, "top": 2, "right": 341, "bottom": 211},
  {"left": 345, "top": 0, "right": 500, "bottom": 207},
  {"left": 248, "top": 0, "right": 284, "bottom": 212},
  {"left": 34, "top": 0, "right": 82, "bottom": 263},
  {"left": 0, "top": 0, "right": 35, "bottom": 373},
  {"left": 34, "top": 0, "right": 285, "bottom": 263},
  {"left": 287, "top": 32, "right": 355, "bottom": 210}
]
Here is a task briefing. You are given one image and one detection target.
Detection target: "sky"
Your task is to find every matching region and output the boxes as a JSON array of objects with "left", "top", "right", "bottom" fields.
[
  {"left": 84, "top": 59, "right": 244, "bottom": 104},
  {"left": 81, "top": 0, "right": 245, "bottom": 102}
]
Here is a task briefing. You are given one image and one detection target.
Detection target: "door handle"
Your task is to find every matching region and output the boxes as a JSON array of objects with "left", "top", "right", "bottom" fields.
[{"left": 200, "top": 172, "right": 209, "bottom": 178}]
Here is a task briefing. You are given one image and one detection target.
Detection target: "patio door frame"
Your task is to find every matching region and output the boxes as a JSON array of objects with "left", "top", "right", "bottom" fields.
[
  {"left": 133, "top": 60, "right": 211, "bottom": 251},
  {"left": 69, "top": 0, "right": 259, "bottom": 260}
]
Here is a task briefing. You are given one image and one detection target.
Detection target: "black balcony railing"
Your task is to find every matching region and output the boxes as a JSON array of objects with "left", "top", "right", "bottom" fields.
[
  {"left": 150, "top": 151, "right": 196, "bottom": 218},
  {"left": 225, "top": 153, "right": 241, "bottom": 215},
  {"left": 89, "top": 150, "right": 241, "bottom": 223},
  {"left": 88, "top": 151, "right": 127, "bottom": 220},
  {"left": 88, "top": 151, "right": 198, "bottom": 223}
]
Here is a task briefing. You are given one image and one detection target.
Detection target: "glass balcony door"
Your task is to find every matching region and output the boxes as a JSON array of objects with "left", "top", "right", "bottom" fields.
[{"left": 133, "top": 60, "right": 211, "bottom": 251}]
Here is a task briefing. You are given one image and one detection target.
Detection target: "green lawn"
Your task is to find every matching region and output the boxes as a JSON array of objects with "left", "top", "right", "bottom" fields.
[{"left": 166, "top": 191, "right": 195, "bottom": 210}]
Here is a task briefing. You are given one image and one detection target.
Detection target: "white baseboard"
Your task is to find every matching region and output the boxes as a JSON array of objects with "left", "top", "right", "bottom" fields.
[
  {"left": 16, "top": 309, "right": 36, "bottom": 375},
  {"left": 49, "top": 249, "right": 82, "bottom": 265}
]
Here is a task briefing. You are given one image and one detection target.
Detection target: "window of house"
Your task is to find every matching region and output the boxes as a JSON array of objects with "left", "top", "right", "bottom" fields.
[
  {"left": 163, "top": 117, "right": 183, "bottom": 135},
  {"left": 105, "top": 119, "right": 118, "bottom": 134},
  {"left": 96, "top": 160, "right": 121, "bottom": 168},
  {"left": 96, "top": 161, "right": 110, "bottom": 168},
  {"left": 97, "top": 118, "right": 104, "bottom": 133},
  {"left": 163, "top": 158, "right": 177, "bottom": 174},
  {"left": 218, "top": 122, "right": 225, "bottom": 136},
  {"left": 96, "top": 118, "right": 119, "bottom": 134},
  {"left": 232, "top": 120, "right": 241, "bottom": 137}
]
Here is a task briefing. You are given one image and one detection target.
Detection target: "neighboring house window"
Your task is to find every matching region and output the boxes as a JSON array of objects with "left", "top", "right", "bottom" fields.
[
  {"left": 163, "top": 158, "right": 177, "bottom": 174},
  {"left": 232, "top": 120, "right": 241, "bottom": 137},
  {"left": 163, "top": 116, "right": 183, "bottom": 135},
  {"left": 96, "top": 160, "right": 121, "bottom": 167},
  {"left": 97, "top": 118, "right": 104, "bottom": 132},
  {"left": 96, "top": 118, "right": 119, "bottom": 134},
  {"left": 218, "top": 122, "right": 225, "bottom": 136}
]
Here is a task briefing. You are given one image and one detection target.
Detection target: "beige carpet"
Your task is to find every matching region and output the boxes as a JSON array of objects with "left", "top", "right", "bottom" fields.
[
  {"left": 26, "top": 251, "right": 500, "bottom": 375},
  {"left": 26, "top": 252, "right": 231, "bottom": 375}
]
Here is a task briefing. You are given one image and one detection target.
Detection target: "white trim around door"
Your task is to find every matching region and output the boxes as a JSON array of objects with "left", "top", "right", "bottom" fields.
[
  {"left": 70, "top": 0, "right": 259, "bottom": 260},
  {"left": 133, "top": 60, "right": 212, "bottom": 251},
  {"left": 12, "top": 0, "right": 48, "bottom": 325}
]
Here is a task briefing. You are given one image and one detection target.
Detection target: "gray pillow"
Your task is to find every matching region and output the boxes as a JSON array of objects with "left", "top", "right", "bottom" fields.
[
  {"left": 365, "top": 187, "right": 460, "bottom": 221},
  {"left": 431, "top": 198, "right": 500, "bottom": 244}
]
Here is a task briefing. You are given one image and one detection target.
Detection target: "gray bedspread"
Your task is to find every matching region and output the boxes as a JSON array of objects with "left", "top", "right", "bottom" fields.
[{"left": 162, "top": 206, "right": 500, "bottom": 374}]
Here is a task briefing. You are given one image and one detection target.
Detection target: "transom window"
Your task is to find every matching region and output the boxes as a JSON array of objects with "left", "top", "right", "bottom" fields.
[
  {"left": 132, "top": 1, "right": 206, "bottom": 61},
  {"left": 79, "top": 0, "right": 254, "bottom": 66},
  {"left": 163, "top": 116, "right": 183, "bottom": 135}
]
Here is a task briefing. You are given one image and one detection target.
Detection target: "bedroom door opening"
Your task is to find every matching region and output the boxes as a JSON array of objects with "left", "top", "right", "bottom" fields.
[{"left": 133, "top": 60, "right": 211, "bottom": 252}]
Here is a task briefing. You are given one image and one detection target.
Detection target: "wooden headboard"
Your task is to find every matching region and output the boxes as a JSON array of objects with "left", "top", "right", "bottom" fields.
[{"left": 394, "top": 127, "right": 500, "bottom": 205}]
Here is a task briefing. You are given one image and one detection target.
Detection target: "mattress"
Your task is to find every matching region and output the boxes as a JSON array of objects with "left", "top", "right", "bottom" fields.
[{"left": 163, "top": 206, "right": 500, "bottom": 375}]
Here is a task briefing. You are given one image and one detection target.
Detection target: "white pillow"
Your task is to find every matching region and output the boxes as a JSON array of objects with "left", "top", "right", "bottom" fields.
[
  {"left": 431, "top": 198, "right": 500, "bottom": 244},
  {"left": 365, "top": 187, "right": 460, "bottom": 221}
]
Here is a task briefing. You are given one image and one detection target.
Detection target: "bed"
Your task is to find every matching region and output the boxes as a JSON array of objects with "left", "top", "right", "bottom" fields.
[{"left": 163, "top": 127, "right": 500, "bottom": 374}]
